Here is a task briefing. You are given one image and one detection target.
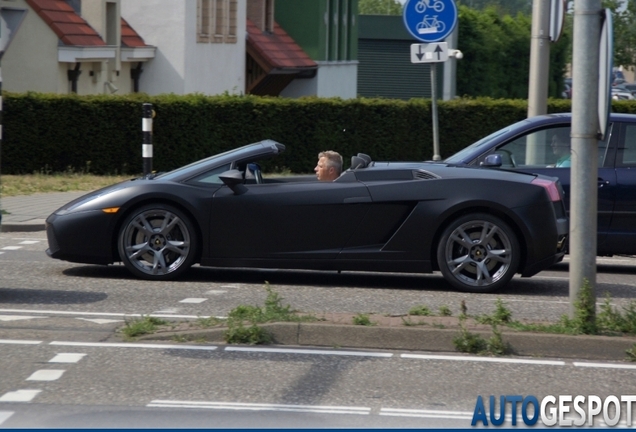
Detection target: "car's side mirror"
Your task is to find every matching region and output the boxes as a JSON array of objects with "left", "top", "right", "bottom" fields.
[
  {"left": 481, "top": 154, "right": 503, "bottom": 167},
  {"left": 219, "top": 169, "right": 248, "bottom": 195}
]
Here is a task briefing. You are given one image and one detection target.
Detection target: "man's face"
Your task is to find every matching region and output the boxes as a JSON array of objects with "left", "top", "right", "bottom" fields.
[{"left": 315, "top": 156, "right": 335, "bottom": 181}]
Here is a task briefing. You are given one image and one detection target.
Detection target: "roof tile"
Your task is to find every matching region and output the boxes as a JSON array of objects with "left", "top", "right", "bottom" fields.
[
  {"left": 246, "top": 19, "right": 317, "bottom": 70},
  {"left": 26, "top": 0, "right": 148, "bottom": 48}
]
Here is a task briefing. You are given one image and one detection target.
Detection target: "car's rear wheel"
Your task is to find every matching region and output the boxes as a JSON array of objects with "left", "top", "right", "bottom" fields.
[
  {"left": 437, "top": 213, "right": 520, "bottom": 293},
  {"left": 118, "top": 204, "right": 197, "bottom": 280}
]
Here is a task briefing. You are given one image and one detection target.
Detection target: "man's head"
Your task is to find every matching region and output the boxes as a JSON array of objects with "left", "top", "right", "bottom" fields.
[{"left": 315, "top": 150, "right": 343, "bottom": 181}]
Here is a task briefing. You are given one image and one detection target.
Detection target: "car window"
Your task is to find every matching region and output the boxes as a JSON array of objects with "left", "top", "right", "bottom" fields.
[
  {"left": 492, "top": 125, "right": 612, "bottom": 169},
  {"left": 187, "top": 163, "right": 232, "bottom": 184},
  {"left": 617, "top": 124, "right": 636, "bottom": 167}
]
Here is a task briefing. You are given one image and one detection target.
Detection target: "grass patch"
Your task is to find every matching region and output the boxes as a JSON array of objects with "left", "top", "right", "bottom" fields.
[
  {"left": 352, "top": 313, "right": 376, "bottom": 326},
  {"left": 120, "top": 316, "right": 168, "bottom": 339},
  {"left": 1, "top": 173, "right": 133, "bottom": 196},
  {"left": 224, "top": 282, "right": 316, "bottom": 344},
  {"left": 438, "top": 305, "right": 452, "bottom": 316},
  {"left": 408, "top": 305, "right": 432, "bottom": 316}
]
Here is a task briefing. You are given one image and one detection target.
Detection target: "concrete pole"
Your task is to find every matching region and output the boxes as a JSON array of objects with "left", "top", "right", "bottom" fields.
[
  {"left": 527, "top": 0, "right": 551, "bottom": 117},
  {"left": 569, "top": 0, "right": 600, "bottom": 319},
  {"left": 431, "top": 63, "right": 441, "bottom": 161}
]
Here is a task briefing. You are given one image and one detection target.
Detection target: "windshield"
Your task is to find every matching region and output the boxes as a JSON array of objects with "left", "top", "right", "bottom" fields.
[
  {"left": 444, "top": 128, "right": 511, "bottom": 164},
  {"left": 153, "top": 144, "right": 260, "bottom": 181}
]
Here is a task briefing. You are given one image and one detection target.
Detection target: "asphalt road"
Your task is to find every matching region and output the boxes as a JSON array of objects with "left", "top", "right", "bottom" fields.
[{"left": 2, "top": 231, "right": 636, "bottom": 428}]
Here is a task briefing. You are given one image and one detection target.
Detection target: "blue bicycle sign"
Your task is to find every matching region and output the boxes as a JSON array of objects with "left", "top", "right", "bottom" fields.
[
  {"left": 403, "top": 0, "right": 457, "bottom": 42},
  {"left": 415, "top": 0, "right": 444, "bottom": 13}
]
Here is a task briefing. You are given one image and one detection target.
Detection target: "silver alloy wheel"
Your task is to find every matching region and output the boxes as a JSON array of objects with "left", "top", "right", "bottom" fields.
[
  {"left": 442, "top": 219, "right": 513, "bottom": 288},
  {"left": 121, "top": 208, "right": 192, "bottom": 277}
]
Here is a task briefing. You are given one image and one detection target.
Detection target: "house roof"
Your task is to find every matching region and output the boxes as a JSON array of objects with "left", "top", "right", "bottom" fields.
[
  {"left": 25, "top": 0, "right": 148, "bottom": 47},
  {"left": 246, "top": 19, "right": 317, "bottom": 71},
  {"left": 121, "top": 17, "right": 146, "bottom": 48}
]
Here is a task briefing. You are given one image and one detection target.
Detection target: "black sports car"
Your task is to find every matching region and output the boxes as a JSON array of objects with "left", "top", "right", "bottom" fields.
[{"left": 46, "top": 140, "right": 568, "bottom": 293}]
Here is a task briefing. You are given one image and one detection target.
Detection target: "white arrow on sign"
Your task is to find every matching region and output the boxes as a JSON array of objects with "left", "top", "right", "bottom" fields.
[{"left": 410, "top": 42, "right": 448, "bottom": 63}]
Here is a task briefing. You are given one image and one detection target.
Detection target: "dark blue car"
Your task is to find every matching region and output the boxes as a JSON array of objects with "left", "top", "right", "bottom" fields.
[{"left": 444, "top": 112, "right": 636, "bottom": 257}]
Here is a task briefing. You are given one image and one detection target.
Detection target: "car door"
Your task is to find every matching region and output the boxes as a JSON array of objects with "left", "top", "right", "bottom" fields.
[
  {"left": 474, "top": 124, "right": 617, "bottom": 249},
  {"left": 208, "top": 180, "right": 373, "bottom": 260},
  {"left": 604, "top": 121, "right": 636, "bottom": 254}
]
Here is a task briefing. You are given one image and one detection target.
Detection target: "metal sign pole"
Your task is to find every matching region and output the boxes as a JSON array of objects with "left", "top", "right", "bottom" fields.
[{"left": 430, "top": 63, "right": 441, "bottom": 161}]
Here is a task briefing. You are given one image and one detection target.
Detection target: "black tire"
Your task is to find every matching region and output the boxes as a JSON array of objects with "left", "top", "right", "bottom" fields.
[
  {"left": 436, "top": 213, "right": 520, "bottom": 293},
  {"left": 118, "top": 204, "right": 197, "bottom": 280}
]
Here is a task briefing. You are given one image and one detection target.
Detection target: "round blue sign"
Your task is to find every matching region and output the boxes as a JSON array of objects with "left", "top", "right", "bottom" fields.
[{"left": 403, "top": 0, "right": 458, "bottom": 43}]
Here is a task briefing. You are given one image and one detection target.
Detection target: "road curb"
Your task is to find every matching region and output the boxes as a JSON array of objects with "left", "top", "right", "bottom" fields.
[
  {"left": 138, "top": 322, "right": 636, "bottom": 362},
  {"left": 1, "top": 222, "right": 46, "bottom": 233}
]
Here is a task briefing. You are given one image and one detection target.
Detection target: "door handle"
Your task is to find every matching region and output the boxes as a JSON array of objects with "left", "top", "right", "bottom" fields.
[{"left": 598, "top": 178, "right": 610, "bottom": 188}]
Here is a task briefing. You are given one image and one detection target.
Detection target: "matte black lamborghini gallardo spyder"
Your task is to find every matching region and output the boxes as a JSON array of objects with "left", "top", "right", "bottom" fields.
[{"left": 46, "top": 140, "right": 568, "bottom": 293}]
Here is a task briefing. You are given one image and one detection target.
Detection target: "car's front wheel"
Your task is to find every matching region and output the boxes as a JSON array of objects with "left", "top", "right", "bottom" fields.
[
  {"left": 118, "top": 204, "right": 197, "bottom": 280},
  {"left": 437, "top": 213, "right": 520, "bottom": 293}
]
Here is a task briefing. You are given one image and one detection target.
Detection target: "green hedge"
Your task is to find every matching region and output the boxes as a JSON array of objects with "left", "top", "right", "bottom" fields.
[{"left": 2, "top": 92, "right": 635, "bottom": 175}]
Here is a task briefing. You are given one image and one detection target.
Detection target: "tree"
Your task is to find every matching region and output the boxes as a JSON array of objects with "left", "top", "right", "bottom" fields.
[
  {"left": 358, "top": 0, "right": 403, "bottom": 15},
  {"left": 455, "top": 0, "right": 532, "bottom": 16},
  {"left": 603, "top": 0, "right": 636, "bottom": 70}
]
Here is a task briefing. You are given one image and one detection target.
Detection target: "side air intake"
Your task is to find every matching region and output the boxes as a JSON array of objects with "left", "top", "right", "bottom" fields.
[{"left": 413, "top": 170, "right": 441, "bottom": 180}]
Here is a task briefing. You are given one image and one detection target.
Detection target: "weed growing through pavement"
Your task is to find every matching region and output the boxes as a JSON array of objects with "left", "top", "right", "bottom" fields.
[
  {"left": 352, "top": 313, "right": 376, "bottom": 326},
  {"left": 438, "top": 305, "right": 452, "bottom": 316},
  {"left": 408, "top": 305, "right": 432, "bottom": 316},
  {"left": 121, "top": 316, "right": 168, "bottom": 339},
  {"left": 223, "top": 282, "right": 316, "bottom": 344}
]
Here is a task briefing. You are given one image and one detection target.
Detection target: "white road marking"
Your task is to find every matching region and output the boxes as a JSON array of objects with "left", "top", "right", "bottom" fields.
[
  {"left": 76, "top": 318, "right": 123, "bottom": 324},
  {"left": 26, "top": 370, "right": 66, "bottom": 381},
  {"left": 573, "top": 362, "right": 636, "bottom": 370},
  {"left": 0, "top": 308, "right": 215, "bottom": 320},
  {"left": 0, "top": 252, "right": 4, "bottom": 255},
  {"left": 18, "top": 241, "right": 39, "bottom": 245},
  {"left": 204, "top": 290, "right": 227, "bottom": 295},
  {"left": 401, "top": 354, "right": 566, "bottom": 366},
  {"left": 0, "top": 411, "right": 14, "bottom": 426},
  {"left": 0, "top": 315, "right": 47, "bottom": 322},
  {"left": 50, "top": 341, "right": 218, "bottom": 351},
  {"left": 220, "top": 285, "right": 240, "bottom": 289},
  {"left": 0, "top": 339, "right": 42, "bottom": 345},
  {"left": 0, "top": 390, "right": 41, "bottom": 402},
  {"left": 179, "top": 298, "right": 207, "bottom": 304},
  {"left": 152, "top": 308, "right": 179, "bottom": 314},
  {"left": 379, "top": 408, "right": 473, "bottom": 419},
  {"left": 49, "top": 353, "right": 86, "bottom": 363},
  {"left": 1, "top": 246, "right": 22, "bottom": 250},
  {"left": 147, "top": 400, "right": 371, "bottom": 415},
  {"left": 225, "top": 346, "right": 393, "bottom": 358}
]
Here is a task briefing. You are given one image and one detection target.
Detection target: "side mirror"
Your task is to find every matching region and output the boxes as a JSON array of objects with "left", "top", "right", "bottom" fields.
[
  {"left": 481, "top": 154, "right": 503, "bottom": 168},
  {"left": 219, "top": 169, "right": 248, "bottom": 195}
]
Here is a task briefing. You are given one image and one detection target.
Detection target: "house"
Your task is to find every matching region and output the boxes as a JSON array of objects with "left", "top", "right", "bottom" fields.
[
  {"left": 1, "top": 0, "right": 358, "bottom": 98},
  {"left": 1, "top": 0, "right": 155, "bottom": 94}
]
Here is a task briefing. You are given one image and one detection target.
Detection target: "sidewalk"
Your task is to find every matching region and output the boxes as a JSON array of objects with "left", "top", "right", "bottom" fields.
[{"left": 0, "top": 191, "right": 88, "bottom": 232}]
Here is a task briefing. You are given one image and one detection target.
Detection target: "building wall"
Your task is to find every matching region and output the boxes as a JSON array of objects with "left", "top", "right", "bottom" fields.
[
  {"left": 279, "top": 60, "right": 357, "bottom": 98},
  {"left": 276, "top": 0, "right": 358, "bottom": 99},
  {"left": 358, "top": 15, "right": 438, "bottom": 100},
  {"left": 2, "top": 0, "right": 60, "bottom": 93},
  {"left": 121, "top": 0, "right": 246, "bottom": 96}
]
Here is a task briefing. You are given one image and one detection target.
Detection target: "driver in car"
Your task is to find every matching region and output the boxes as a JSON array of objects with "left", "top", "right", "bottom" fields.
[{"left": 314, "top": 151, "right": 343, "bottom": 181}]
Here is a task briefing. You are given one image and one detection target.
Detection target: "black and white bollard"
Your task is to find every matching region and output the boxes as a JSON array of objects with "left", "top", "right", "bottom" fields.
[{"left": 142, "top": 103, "right": 153, "bottom": 176}]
